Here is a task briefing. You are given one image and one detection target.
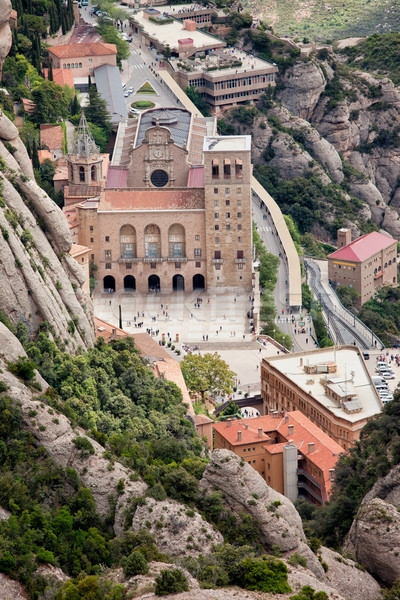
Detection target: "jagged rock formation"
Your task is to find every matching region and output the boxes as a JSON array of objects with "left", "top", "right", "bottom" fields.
[
  {"left": 131, "top": 497, "right": 223, "bottom": 557},
  {"left": 0, "top": 323, "right": 147, "bottom": 534},
  {"left": 200, "top": 450, "right": 324, "bottom": 578},
  {"left": 344, "top": 463, "right": 400, "bottom": 586},
  {"left": 0, "top": 0, "right": 94, "bottom": 351},
  {"left": 274, "top": 58, "right": 400, "bottom": 238}
]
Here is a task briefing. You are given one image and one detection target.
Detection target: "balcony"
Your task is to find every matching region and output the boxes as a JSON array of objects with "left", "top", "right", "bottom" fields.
[
  {"left": 297, "top": 480, "right": 323, "bottom": 504},
  {"left": 167, "top": 257, "right": 188, "bottom": 262},
  {"left": 119, "top": 257, "right": 140, "bottom": 263},
  {"left": 212, "top": 258, "right": 224, "bottom": 264},
  {"left": 143, "top": 257, "right": 163, "bottom": 263},
  {"left": 235, "top": 258, "right": 246, "bottom": 264}
]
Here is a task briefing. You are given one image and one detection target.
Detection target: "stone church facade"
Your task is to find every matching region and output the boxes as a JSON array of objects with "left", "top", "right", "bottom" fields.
[{"left": 67, "top": 109, "right": 253, "bottom": 295}]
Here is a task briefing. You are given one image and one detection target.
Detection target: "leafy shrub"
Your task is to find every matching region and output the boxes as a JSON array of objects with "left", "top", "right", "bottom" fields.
[
  {"left": 290, "top": 585, "right": 328, "bottom": 600},
  {"left": 288, "top": 552, "right": 307, "bottom": 567},
  {"left": 230, "top": 556, "right": 291, "bottom": 593},
  {"left": 155, "top": 568, "right": 189, "bottom": 596},
  {"left": 122, "top": 550, "right": 149, "bottom": 577},
  {"left": 8, "top": 356, "right": 36, "bottom": 381},
  {"left": 73, "top": 436, "right": 95, "bottom": 457}
]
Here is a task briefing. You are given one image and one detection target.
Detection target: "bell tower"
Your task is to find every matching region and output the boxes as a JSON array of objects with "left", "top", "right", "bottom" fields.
[{"left": 67, "top": 112, "right": 103, "bottom": 187}]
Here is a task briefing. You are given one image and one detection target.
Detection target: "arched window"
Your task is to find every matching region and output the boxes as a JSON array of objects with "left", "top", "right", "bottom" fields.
[
  {"left": 120, "top": 225, "right": 136, "bottom": 258},
  {"left": 212, "top": 159, "right": 219, "bottom": 179},
  {"left": 67, "top": 63, "right": 70, "bottom": 69},
  {"left": 91, "top": 165, "right": 96, "bottom": 181},
  {"left": 235, "top": 159, "right": 243, "bottom": 178},
  {"left": 144, "top": 224, "right": 161, "bottom": 258},
  {"left": 168, "top": 224, "right": 185, "bottom": 258},
  {"left": 223, "top": 159, "right": 231, "bottom": 178},
  {"left": 79, "top": 166, "right": 85, "bottom": 182}
]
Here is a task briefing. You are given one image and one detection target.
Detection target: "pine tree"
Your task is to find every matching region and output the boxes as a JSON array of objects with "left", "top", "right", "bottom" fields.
[
  {"left": 85, "top": 86, "right": 112, "bottom": 133},
  {"left": 32, "top": 138, "right": 40, "bottom": 170}
]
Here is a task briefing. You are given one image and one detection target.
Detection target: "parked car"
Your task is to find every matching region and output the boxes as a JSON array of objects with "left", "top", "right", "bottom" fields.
[
  {"left": 122, "top": 83, "right": 126, "bottom": 90},
  {"left": 362, "top": 352, "right": 370, "bottom": 360},
  {"left": 128, "top": 87, "right": 134, "bottom": 94},
  {"left": 382, "top": 371, "right": 395, "bottom": 380},
  {"left": 130, "top": 107, "right": 140, "bottom": 114},
  {"left": 124, "top": 91, "right": 130, "bottom": 97}
]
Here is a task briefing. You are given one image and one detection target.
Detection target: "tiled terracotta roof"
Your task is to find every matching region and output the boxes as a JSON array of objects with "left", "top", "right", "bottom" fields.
[
  {"left": 40, "top": 124, "right": 63, "bottom": 151},
  {"left": 213, "top": 411, "right": 343, "bottom": 497},
  {"left": 101, "top": 188, "right": 205, "bottom": 211},
  {"left": 70, "top": 244, "right": 90, "bottom": 257},
  {"left": 49, "top": 42, "right": 117, "bottom": 59},
  {"left": 38, "top": 150, "right": 54, "bottom": 164},
  {"left": 95, "top": 317, "right": 128, "bottom": 342},
  {"left": 54, "top": 165, "right": 68, "bottom": 181},
  {"left": 329, "top": 231, "right": 396, "bottom": 262}
]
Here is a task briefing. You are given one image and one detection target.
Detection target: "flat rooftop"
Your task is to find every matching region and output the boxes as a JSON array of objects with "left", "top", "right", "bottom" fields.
[
  {"left": 172, "top": 48, "right": 277, "bottom": 77},
  {"left": 266, "top": 346, "right": 382, "bottom": 424},
  {"left": 131, "top": 10, "right": 225, "bottom": 51},
  {"left": 203, "top": 135, "right": 251, "bottom": 152}
]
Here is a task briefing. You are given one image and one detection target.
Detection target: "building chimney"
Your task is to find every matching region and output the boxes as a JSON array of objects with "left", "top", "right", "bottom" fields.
[
  {"left": 258, "top": 427, "right": 263, "bottom": 438},
  {"left": 227, "top": 419, "right": 232, "bottom": 427},
  {"left": 337, "top": 227, "right": 351, "bottom": 248},
  {"left": 238, "top": 430, "right": 242, "bottom": 441},
  {"left": 288, "top": 424, "right": 294, "bottom": 435},
  {"left": 244, "top": 423, "right": 248, "bottom": 429},
  {"left": 285, "top": 415, "right": 289, "bottom": 423},
  {"left": 329, "top": 468, "right": 335, "bottom": 481},
  {"left": 112, "top": 328, "right": 116, "bottom": 335},
  {"left": 308, "top": 442, "right": 315, "bottom": 453}
]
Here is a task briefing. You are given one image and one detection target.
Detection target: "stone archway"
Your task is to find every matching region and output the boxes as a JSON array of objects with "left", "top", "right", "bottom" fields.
[
  {"left": 148, "top": 274, "right": 160, "bottom": 292},
  {"left": 103, "top": 275, "right": 115, "bottom": 292},
  {"left": 124, "top": 275, "right": 136, "bottom": 291},
  {"left": 173, "top": 274, "right": 184, "bottom": 291},
  {"left": 193, "top": 274, "right": 205, "bottom": 290}
]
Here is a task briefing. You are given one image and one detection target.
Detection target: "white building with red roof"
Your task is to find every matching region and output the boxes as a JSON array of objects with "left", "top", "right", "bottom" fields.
[
  {"left": 328, "top": 228, "right": 397, "bottom": 307},
  {"left": 48, "top": 42, "right": 117, "bottom": 78}
]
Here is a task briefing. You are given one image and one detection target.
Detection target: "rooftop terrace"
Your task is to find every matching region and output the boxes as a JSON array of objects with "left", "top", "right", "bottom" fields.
[{"left": 173, "top": 48, "right": 277, "bottom": 77}]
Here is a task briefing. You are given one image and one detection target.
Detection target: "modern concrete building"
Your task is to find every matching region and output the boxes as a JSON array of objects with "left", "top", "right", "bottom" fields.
[
  {"left": 169, "top": 48, "right": 277, "bottom": 112},
  {"left": 48, "top": 42, "right": 117, "bottom": 77},
  {"left": 213, "top": 411, "right": 343, "bottom": 505},
  {"left": 261, "top": 346, "right": 383, "bottom": 450},
  {"left": 66, "top": 108, "right": 254, "bottom": 294},
  {"left": 328, "top": 229, "right": 397, "bottom": 307}
]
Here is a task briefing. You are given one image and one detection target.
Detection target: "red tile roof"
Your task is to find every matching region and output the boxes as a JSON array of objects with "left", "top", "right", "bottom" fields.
[
  {"left": 49, "top": 42, "right": 117, "bottom": 59},
  {"left": 37, "top": 150, "right": 54, "bottom": 164},
  {"left": 213, "top": 411, "right": 344, "bottom": 498},
  {"left": 101, "top": 188, "right": 205, "bottom": 211},
  {"left": 329, "top": 231, "right": 397, "bottom": 262},
  {"left": 40, "top": 124, "right": 63, "bottom": 152},
  {"left": 106, "top": 166, "right": 128, "bottom": 188},
  {"left": 70, "top": 244, "right": 90, "bottom": 258}
]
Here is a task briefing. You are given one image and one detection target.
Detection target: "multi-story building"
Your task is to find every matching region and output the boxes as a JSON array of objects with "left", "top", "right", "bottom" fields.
[
  {"left": 213, "top": 411, "right": 344, "bottom": 505},
  {"left": 328, "top": 228, "right": 397, "bottom": 307},
  {"left": 66, "top": 108, "right": 254, "bottom": 294},
  {"left": 48, "top": 42, "right": 117, "bottom": 77},
  {"left": 261, "top": 346, "right": 382, "bottom": 450},
  {"left": 170, "top": 49, "right": 277, "bottom": 112}
]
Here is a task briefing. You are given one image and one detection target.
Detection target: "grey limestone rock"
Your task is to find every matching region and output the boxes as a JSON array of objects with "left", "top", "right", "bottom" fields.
[
  {"left": 131, "top": 497, "right": 223, "bottom": 557},
  {"left": 199, "top": 449, "right": 325, "bottom": 579},
  {"left": 276, "top": 61, "right": 327, "bottom": 120}
]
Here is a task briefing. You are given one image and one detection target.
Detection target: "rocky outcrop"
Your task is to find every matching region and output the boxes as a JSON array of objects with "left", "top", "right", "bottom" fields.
[
  {"left": 0, "top": 574, "right": 28, "bottom": 600},
  {"left": 344, "top": 498, "right": 400, "bottom": 585},
  {"left": 0, "top": 346, "right": 147, "bottom": 535},
  {"left": 276, "top": 61, "right": 327, "bottom": 120},
  {"left": 0, "top": 128, "right": 94, "bottom": 351},
  {"left": 318, "top": 547, "right": 381, "bottom": 600},
  {"left": 131, "top": 497, "right": 223, "bottom": 557},
  {"left": 200, "top": 450, "right": 325, "bottom": 579}
]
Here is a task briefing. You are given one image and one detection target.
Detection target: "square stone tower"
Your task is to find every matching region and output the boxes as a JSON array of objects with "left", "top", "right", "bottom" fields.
[{"left": 203, "top": 136, "right": 253, "bottom": 289}]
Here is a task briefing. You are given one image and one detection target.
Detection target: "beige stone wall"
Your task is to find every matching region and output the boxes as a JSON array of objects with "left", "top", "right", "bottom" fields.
[
  {"left": 49, "top": 52, "right": 116, "bottom": 76},
  {"left": 68, "top": 155, "right": 103, "bottom": 187},
  {"left": 203, "top": 145, "right": 253, "bottom": 290},
  {"left": 77, "top": 206, "right": 207, "bottom": 294},
  {"left": 126, "top": 125, "right": 191, "bottom": 188}
]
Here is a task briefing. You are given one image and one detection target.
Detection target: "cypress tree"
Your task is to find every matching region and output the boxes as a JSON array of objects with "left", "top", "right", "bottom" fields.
[
  {"left": 32, "top": 139, "right": 40, "bottom": 171},
  {"left": 61, "top": 12, "right": 66, "bottom": 35},
  {"left": 26, "top": 139, "right": 31, "bottom": 158},
  {"left": 48, "top": 63, "right": 53, "bottom": 81}
]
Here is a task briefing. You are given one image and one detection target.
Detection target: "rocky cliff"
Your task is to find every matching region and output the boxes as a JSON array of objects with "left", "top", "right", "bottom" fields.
[{"left": 275, "top": 58, "right": 400, "bottom": 238}]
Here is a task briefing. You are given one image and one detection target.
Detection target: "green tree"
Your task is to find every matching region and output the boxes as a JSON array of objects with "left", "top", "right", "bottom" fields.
[
  {"left": 180, "top": 352, "right": 235, "bottom": 400},
  {"left": 290, "top": 585, "right": 329, "bottom": 600},
  {"left": 31, "top": 80, "right": 68, "bottom": 124},
  {"left": 336, "top": 285, "right": 360, "bottom": 311},
  {"left": 155, "top": 568, "right": 189, "bottom": 596},
  {"left": 122, "top": 551, "right": 149, "bottom": 577},
  {"left": 85, "top": 86, "right": 112, "bottom": 133},
  {"left": 185, "top": 86, "right": 211, "bottom": 117}
]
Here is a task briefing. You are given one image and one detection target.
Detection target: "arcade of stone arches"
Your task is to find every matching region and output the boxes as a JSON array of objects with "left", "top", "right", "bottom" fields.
[{"left": 103, "top": 273, "right": 205, "bottom": 293}]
